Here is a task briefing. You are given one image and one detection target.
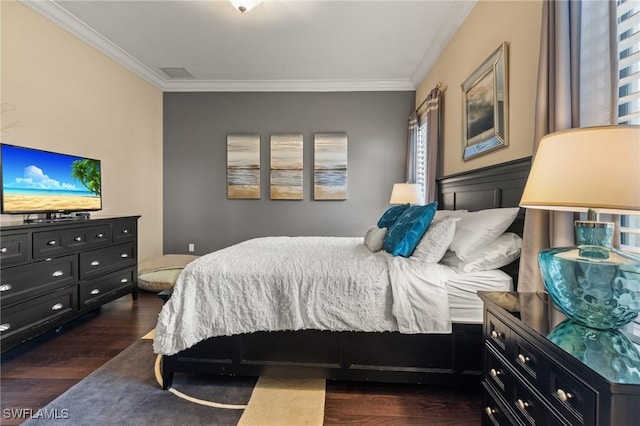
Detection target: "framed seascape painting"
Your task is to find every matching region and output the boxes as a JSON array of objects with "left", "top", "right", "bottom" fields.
[
  {"left": 227, "top": 133, "right": 260, "bottom": 199},
  {"left": 461, "top": 42, "right": 509, "bottom": 161},
  {"left": 270, "top": 133, "right": 303, "bottom": 200},
  {"left": 314, "top": 133, "right": 347, "bottom": 200}
]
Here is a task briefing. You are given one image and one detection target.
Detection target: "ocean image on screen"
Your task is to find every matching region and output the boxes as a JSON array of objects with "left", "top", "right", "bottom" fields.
[{"left": 1, "top": 145, "right": 101, "bottom": 213}]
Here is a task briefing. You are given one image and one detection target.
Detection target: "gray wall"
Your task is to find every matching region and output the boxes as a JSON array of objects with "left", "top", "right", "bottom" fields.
[{"left": 163, "top": 91, "right": 414, "bottom": 255}]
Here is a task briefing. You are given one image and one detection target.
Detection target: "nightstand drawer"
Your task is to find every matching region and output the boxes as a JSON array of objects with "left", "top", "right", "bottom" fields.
[
  {"left": 548, "top": 365, "right": 596, "bottom": 426},
  {"left": 512, "top": 332, "right": 544, "bottom": 388},
  {"left": 485, "top": 346, "right": 513, "bottom": 396},
  {"left": 482, "top": 381, "right": 517, "bottom": 426},
  {"left": 79, "top": 243, "right": 136, "bottom": 280},
  {"left": 486, "top": 312, "right": 509, "bottom": 354},
  {"left": 0, "top": 233, "right": 29, "bottom": 266},
  {"left": 512, "top": 380, "right": 555, "bottom": 426},
  {"left": 0, "top": 255, "right": 78, "bottom": 306}
]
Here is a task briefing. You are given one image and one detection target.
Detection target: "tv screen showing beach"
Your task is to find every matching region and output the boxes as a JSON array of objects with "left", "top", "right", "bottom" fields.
[{"left": 1, "top": 144, "right": 102, "bottom": 214}]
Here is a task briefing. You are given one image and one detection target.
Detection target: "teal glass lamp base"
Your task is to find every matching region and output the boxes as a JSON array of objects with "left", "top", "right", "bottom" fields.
[{"left": 539, "top": 220, "right": 640, "bottom": 330}]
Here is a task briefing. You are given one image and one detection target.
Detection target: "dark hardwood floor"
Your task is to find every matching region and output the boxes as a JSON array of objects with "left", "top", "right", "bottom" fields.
[{"left": 0, "top": 290, "right": 481, "bottom": 425}]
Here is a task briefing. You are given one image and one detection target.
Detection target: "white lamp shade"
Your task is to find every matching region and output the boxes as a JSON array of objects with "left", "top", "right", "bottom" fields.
[
  {"left": 520, "top": 125, "right": 640, "bottom": 215},
  {"left": 229, "top": 0, "right": 262, "bottom": 13},
  {"left": 390, "top": 183, "right": 424, "bottom": 205}
]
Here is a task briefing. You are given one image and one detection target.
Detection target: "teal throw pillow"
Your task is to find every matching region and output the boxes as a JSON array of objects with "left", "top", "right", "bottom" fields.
[
  {"left": 383, "top": 202, "right": 438, "bottom": 257},
  {"left": 377, "top": 204, "right": 410, "bottom": 228}
]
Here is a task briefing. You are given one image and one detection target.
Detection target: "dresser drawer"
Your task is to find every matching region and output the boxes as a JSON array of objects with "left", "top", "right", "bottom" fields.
[
  {"left": 0, "top": 233, "right": 29, "bottom": 266},
  {"left": 511, "top": 379, "right": 560, "bottom": 426},
  {"left": 79, "top": 243, "right": 136, "bottom": 280},
  {"left": 33, "top": 225, "right": 111, "bottom": 259},
  {"left": 547, "top": 364, "right": 596, "bottom": 426},
  {"left": 80, "top": 267, "right": 135, "bottom": 308},
  {"left": 112, "top": 219, "right": 137, "bottom": 244},
  {"left": 512, "top": 331, "right": 544, "bottom": 389},
  {"left": 485, "top": 346, "right": 514, "bottom": 396},
  {"left": 486, "top": 312, "right": 510, "bottom": 355},
  {"left": 0, "top": 286, "right": 77, "bottom": 341},
  {"left": 482, "top": 381, "right": 519, "bottom": 426},
  {"left": 0, "top": 255, "right": 78, "bottom": 306}
]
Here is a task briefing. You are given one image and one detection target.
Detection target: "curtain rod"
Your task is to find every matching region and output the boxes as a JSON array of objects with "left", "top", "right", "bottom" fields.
[{"left": 416, "top": 82, "right": 443, "bottom": 112}]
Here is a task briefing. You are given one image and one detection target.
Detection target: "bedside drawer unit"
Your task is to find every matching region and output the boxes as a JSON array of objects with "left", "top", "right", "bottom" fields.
[
  {"left": 112, "top": 219, "right": 137, "bottom": 244},
  {"left": 80, "top": 267, "right": 135, "bottom": 308},
  {"left": 0, "top": 233, "right": 29, "bottom": 266},
  {"left": 547, "top": 365, "right": 595, "bottom": 426},
  {"left": 33, "top": 225, "right": 111, "bottom": 259},
  {"left": 0, "top": 255, "right": 77, "bottom": 306},
  {"left": 0, "top": 286, "right": 77, "bottom": 343},
  {"left": 79, "top": 243, "right": 136, "bottom": 280}
]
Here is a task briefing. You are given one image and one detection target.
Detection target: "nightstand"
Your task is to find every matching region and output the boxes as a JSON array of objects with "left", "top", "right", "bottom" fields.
[{"left": 478, "top": 291, "right": 640, "bottom": 426}]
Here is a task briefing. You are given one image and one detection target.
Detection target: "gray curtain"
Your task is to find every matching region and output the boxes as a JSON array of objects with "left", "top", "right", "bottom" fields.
[
  {"left": 517, "top": 0, "right": 618, "bottom": 293},
  {"left": 420, "top": 86, "right": 442, "bottom": 203},
  {"left": 405, "top": 111, "right": 420, "bottom": 184}
]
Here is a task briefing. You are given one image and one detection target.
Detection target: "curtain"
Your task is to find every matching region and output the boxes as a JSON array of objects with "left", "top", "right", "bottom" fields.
[
  {"left": 517, "top": 0, "right": 618, "bottom": 293},
  {"left": 405, "top": 111, "right": 420, "bottom": 184},
  {"left": 418, "top": 85, "right": 442, "bottom": 203}
]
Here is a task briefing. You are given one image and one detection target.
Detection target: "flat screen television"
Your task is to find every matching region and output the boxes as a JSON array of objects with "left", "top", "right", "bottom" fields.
[{"left": 0, "top": 143, "right": 102, "bottom": 218}]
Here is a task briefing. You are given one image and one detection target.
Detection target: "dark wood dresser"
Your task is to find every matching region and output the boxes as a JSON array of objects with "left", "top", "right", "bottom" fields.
[
  {"left": 478, "top": 291, "right": 640, "bottom": 426},
  {"left": 0, "top": 215, "right": 140, "bottom": 353}
]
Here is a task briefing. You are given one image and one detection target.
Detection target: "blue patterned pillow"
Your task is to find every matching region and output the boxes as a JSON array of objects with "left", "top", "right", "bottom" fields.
[
  {"left": 383, "top": 202, "right": 438, "bottom": 257},
  {"left": 376, "top": 204, "right": 410, "bottom": 228}
]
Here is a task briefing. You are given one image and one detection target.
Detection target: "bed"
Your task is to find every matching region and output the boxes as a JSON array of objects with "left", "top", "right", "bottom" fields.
[{"left": 155, "top": 157, "right": 531, "bottom": 389}]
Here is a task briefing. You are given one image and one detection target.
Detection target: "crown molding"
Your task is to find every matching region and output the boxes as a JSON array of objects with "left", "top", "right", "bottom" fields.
[{"left": 19, "top": 0, "right": 417, "bottom": 92}]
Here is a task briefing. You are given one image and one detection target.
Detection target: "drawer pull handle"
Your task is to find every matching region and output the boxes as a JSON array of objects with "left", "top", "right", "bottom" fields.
[
  {"left": 120, "top": 253, "right": 129, "bottom": 258},
  {"left": 74, "top": 236, "right": 83, "bottom": 242},
  {"left": 556, "top": 389, "right": 573, "bottom": 402},
  {"left": 51, "top": 303, "right": 64, "bottom": 311},
  {"left": 47, "top": 240, "right": 57, "bottom": 246},
  {"left": 489, "top": 368, "right": 502, "bottom": 378},
  {"left": 484, "top": 407, "right": 497, "bottom": 416},
  {"left": 122, "top": 229, "right": 129, "bottom": 234},
  {"left": 120, "top": 278, "right": 129, "bottom": 283},
  {"left": 516, "top": 399, "right": 530, "bottom": 411},
  {"left": 491, "top": 330, "right": 504, "bottom": 339},
  {"left": 52, "top": 270, "right": 64, "bottom": 277},
  {"left": 0, "top": 284, "right": 12, "bottom": 292},
  {"left": 0, "top": 323, "right": 11, "bottom": 332},
  {"left": 96, "top": 233, "right": 104, "bottom": 238},
  {"left": 518, "top": 354, "right": 530, "bottom": 365},
  {"left": 90, "top": 260, "right": 100, "bottom": 266},
  {"left": 90, "top": 289, "right": 100, "bottom": 295},
  {"left": 1, "top": 247, "right": 7, "bottom": 253}
]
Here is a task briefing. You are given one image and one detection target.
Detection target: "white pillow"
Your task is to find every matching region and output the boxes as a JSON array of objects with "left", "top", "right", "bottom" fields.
[
  {"left": 441, "top": 232, "right": 522, "bottom": 273},
  {"left": 412, "top": 217, "right": 460, "bottom": 263},
  {"left": 448, "top": 207, "right": 520, "bottom": 260},
  {"left": 364, "top": 227, "right": 387, "bottom": 252},
  {"left": 433, "top": 209, "right": 467, "bottom": 221}
]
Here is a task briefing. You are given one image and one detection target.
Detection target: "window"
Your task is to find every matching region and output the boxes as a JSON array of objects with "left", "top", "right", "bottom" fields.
[{"left": 617, "top": 0, "right": 640, "bottom": 253}]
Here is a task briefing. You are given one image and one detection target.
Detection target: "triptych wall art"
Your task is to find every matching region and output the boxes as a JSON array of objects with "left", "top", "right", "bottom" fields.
[{"left": 227, "top": 132, "right": 347, "bottom": 201}]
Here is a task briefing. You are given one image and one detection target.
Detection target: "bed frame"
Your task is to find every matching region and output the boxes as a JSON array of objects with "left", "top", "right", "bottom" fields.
[{"left": 160, "top": 157, "right": 531, "bottom": 389}]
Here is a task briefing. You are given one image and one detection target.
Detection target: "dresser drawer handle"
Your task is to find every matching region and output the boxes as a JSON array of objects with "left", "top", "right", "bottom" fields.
[
  {"left": 517, "top": 354, "right": 530, "bottom": 365},
  {"left": 1, "top": 247, "right": 7, "bottom": 253},
  {"left": 74, "top": 236, "right": 83, "bottom": 242},
  {"left": 90, "top": 289, "right": 100, "bottom": 295},
  {"left": 0, "top": 284, "right": 12, "bottom": 292},
  {"left": 52, "top": 270, "right": 64, "bottom": 277},
  {"left": 484, "top": 406, "right": 497, "bottom": 416},
  {"left": 516, "top": 399, "right": 530, "bottom": 411},
  {"left": 120, "top": 278, "right": 129, "bottom": 283},
  {"left": 120, "top": 253, "right": 129, "bottom": 258},
  {"left": 51, "top": 303, "right": 64, "bottom": 311},
  {"left": 489, "top": 368, "right": 502, "bottom": 378},
  {"left": 491, "top": 330, "right": 504, "bottom": 339},
  {"left": 90, "top": 260, "right": 100, "bottom": 266},
  {"left": 0, "top": 323, "right": 11, "bottom": 332},
  {"left": 122, "top": 229, "right": 129, "bottom": 234},
  {"left": 556, "top": 389, "right": 573, "bottom": 402},
  {"left": 47, "top": 240, "right": 57, "bottom": 246},
  {"left": 96, "top": 233, "right": 104, "bottom": 238}
]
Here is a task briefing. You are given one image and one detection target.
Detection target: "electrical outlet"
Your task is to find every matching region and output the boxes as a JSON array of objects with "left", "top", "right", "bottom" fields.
[{"left": 188, "top": 243, "right": 195, "bottom": 252}]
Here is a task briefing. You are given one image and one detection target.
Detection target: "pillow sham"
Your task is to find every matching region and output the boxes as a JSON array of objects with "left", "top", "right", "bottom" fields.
[
  {"left": 412, "top": 217, "right": 460, "bottom": 263},
  {"left": 433, "top": 209, "right": 467, "bottom": 221},
  {"left": 377, "top": 204, "right": 410, "bottom": 228},
  {"left": 441, "top": 232, "right": 522, "bottom": 273},
  {"left": 448, "top": 207, "right": 520, "bottom": 260},
  {"left": 364, "top": 227, "right": 387, "bottom": 252},
  {"left": 383, "top": 202, "right": 438, "bottom": 257}
]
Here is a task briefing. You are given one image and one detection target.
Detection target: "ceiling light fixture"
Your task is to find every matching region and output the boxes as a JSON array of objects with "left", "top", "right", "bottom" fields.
[{"left": 229, "top": 0, "right": 262, "bottom": 13}]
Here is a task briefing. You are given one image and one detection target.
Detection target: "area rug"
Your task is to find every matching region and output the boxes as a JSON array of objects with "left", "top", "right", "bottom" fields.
[{"left": 23, "top": 333, "right": 325, "bottom": 425}]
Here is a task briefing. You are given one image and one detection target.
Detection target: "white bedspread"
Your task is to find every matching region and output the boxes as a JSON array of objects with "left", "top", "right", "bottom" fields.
[{"left": 153, "top": 236, "right": 451, "bottom": 355}]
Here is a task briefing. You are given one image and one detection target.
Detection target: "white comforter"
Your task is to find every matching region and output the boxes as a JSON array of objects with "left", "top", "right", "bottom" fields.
[{"left": 153, "top": 236, "right": 451, "bottom": 356}]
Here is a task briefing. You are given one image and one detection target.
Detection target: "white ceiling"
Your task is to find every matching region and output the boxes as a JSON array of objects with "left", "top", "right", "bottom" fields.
[{"left": 20, "top": 0, "right": 476, "bottom": 92}]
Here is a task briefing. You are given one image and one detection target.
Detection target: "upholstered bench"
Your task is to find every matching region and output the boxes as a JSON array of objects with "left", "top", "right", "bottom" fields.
[{"left": 137, "top": 254, "right": 199, "bottom": 292}]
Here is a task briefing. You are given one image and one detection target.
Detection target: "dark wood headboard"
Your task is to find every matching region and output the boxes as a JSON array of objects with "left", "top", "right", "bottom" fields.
[{"left": 436, "top": 157, "right": 532, "bottom": 287}]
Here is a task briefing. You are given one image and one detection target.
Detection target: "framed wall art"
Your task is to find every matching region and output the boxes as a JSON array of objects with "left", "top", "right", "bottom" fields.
[
  {"left": 314, "top": 133, "right": 347, "bottom": 200},
  {"left": 227, "top": 133, "right": 260, "bottom": 199},
  {"left": 270, "top": 133, "right": 303, "bottom": 200},
  {"left": 461, "top": 42, "right": 509, "bottom": 161}
]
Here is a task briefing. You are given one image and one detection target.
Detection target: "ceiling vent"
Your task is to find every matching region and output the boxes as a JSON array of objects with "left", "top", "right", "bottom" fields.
[{"left": 160, "top": 67, "right": 194, "bottom": 79}]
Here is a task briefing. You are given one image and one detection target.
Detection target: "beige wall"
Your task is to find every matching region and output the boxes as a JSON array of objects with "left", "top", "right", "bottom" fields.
[
  {"left": 1, "top": 0, "right": 163, "bottom": 262},
  {"left": 416, "top": 0, "right": 542, "bottom": 176}
]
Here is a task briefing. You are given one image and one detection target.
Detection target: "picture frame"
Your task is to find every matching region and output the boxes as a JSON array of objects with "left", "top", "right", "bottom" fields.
[
  {"left": 270, "top": 133, "right": 303, "bottom": 200},
  {"left": 227, "top": 133, "right": 261, "bottom": 199},
  {"left": 313, "top": 133, "right": 347, "bottom": 200},
  {"left": 461, "top": 42, "right": 509, "bottom": 161}
]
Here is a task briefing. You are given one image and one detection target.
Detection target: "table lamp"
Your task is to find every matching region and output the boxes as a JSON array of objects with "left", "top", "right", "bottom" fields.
[
  {"left": 389, "top": 183, "right": 424, "bottom": 205},
  {"left": 519, "top": 125, "right": 640, "bottom": 330}
]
